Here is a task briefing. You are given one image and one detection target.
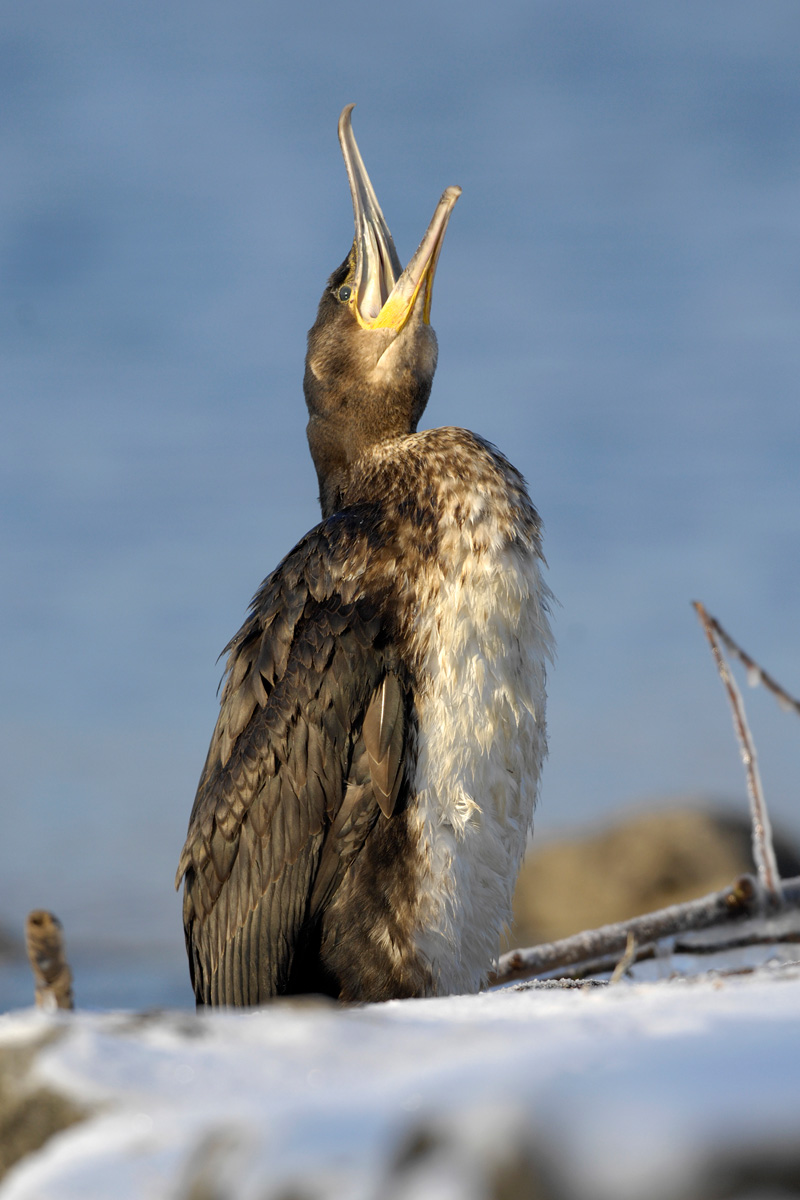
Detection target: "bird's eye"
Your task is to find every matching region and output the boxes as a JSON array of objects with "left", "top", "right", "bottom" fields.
[{"left": 338, "top": 285, "right": 352, "bottom": 303}]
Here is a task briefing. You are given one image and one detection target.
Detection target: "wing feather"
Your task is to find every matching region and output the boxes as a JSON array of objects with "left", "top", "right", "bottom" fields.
[
  {"left": 178, "top": 511, "right": 410, "bottom": 1006},
  {"left": 362, "top": 672, "right": 405, "bottom": 818}
]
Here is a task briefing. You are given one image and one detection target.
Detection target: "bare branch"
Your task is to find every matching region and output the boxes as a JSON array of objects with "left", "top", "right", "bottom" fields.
[
  {"left": 25, "top": 910, "right": 74, "bottom": 1011},
  {"left": 489, "top": 874, "right": 800, "bottom": 987},
  {"left": 609, "top": 931, "right": 636, "bottom": 984},
  {"left": 693, "top": 601, "right": 781, "bottom": 902},
  {"left": 707, "top": 611, "right": 800, "bottom": 719}
]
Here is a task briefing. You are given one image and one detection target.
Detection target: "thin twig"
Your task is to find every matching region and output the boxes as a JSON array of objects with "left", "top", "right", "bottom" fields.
[
  {"left": 672, "top": 931, "right": 800, "bottom": 955},
  {"left": 693, "top": 602, "right": 781, "bottom": 902},
  {"left": 490, "top": 874, "right": 783, "bottom": 986},
  {"left": 25, "top": 910, "right": 74, "bottom": 1011},
  {"left": 707, "top": 612, "right": 800, "bottom": 719},
  {"left": 609, "top": 931, "right": 636, "bottom": 984}
]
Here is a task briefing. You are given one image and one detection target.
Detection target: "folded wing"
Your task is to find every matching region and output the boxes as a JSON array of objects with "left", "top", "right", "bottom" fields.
[{"left": 176, "top": 513, "right": 407, "bottom": 1005}]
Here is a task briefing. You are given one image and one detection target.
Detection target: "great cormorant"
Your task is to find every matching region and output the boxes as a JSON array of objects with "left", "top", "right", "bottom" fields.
[{"left": 176, "top": 106, "right": 553, "bottom": 1005}]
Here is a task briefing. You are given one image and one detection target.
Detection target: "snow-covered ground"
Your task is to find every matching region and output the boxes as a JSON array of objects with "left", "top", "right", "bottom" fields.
[{"left": 2, "top": 965, "right": 800, "bottom": 1200}]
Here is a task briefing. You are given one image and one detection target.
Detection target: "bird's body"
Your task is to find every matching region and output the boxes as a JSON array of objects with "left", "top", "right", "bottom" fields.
[{"left": 177, "top": 108, "right": 552, "bottom": 1006}]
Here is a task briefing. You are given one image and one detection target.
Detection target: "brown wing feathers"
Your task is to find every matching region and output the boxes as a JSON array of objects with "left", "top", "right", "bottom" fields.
[
  {"left": 362, "top": 673, "right": 404, "bottom": 818},
  {"left": 177, "top": 520, "right": 408, "bottom": 1005}
]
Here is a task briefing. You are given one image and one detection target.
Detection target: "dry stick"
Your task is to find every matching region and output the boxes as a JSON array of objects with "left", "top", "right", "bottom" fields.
[
  {"left": 25, "top": 910, "right": 74, "bottom": 1011},
  {"left": 609, "top": 931, "right": 637, "bottom": 985},
  {"left": 490, "top": 874, "right": 800, "bottom": 987},
  {"left": 693, "top": 601, "right": 782, "bottom": 903},
  {"left": 709, "top": 611, "right": 800, "bottom": 719}
]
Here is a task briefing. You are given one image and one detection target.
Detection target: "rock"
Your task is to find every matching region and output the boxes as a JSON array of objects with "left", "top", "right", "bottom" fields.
[{"left": 0, "top": 1026, "right": 86, "bottom": 1183}]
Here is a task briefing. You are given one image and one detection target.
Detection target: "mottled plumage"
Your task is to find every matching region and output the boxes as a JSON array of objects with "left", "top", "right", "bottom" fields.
[{"left": 177, "top": 108, "right": 553, "bottom": 1006}]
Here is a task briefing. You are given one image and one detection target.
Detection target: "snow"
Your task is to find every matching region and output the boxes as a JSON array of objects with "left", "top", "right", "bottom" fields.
[{"left": 2, "top": 966, "right": 800, "bottom": 1200}]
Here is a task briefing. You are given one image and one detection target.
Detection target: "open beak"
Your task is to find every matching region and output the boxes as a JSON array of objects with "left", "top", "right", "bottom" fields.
[{"left": 338, "top": 104, "right": 461, "bottom": 332}]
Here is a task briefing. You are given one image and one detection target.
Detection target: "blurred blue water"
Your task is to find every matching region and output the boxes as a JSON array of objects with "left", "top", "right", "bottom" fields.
[
  {"left": 2, "top": 1, "right": 799, "bottom": 1010},
  {"left": 0, "top": 948, "right": 194, "bottom": 1012}
]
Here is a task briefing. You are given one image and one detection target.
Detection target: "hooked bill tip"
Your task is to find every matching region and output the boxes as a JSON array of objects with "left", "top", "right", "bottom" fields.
[{"left": 338, "top": 103, "right": 356, "bottom": 133}]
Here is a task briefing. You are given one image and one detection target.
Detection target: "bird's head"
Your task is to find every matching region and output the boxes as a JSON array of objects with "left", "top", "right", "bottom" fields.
[{"left": 304, "top": 105, "right": 461, "bottom": 517}]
